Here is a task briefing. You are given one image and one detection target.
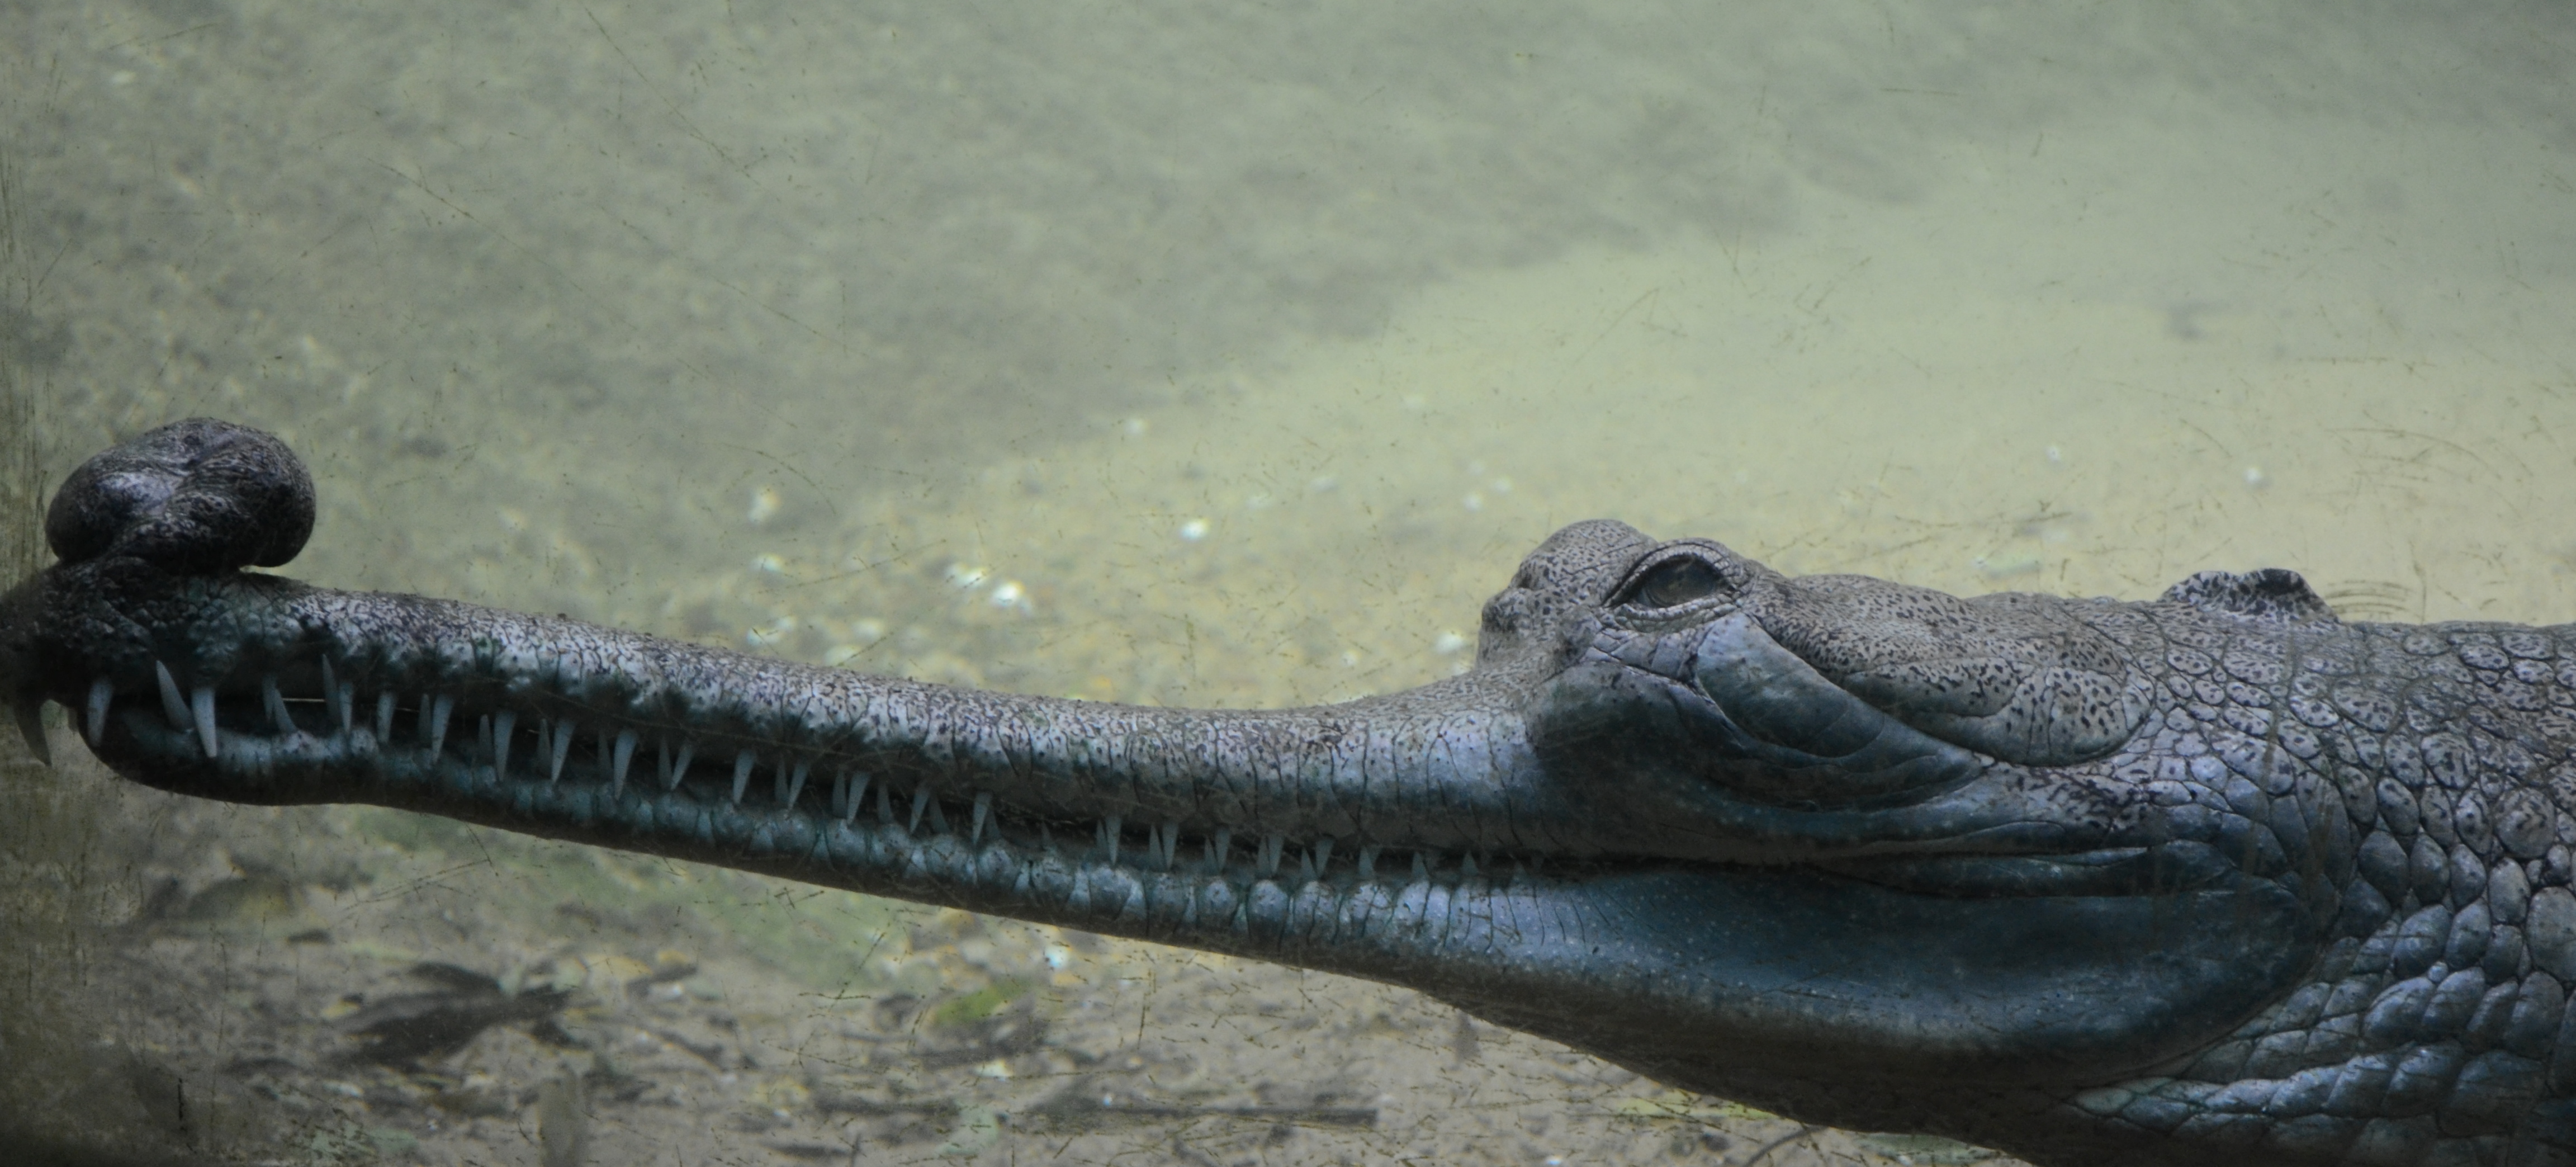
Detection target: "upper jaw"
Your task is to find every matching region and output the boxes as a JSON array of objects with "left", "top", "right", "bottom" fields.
[{"left": 11, "top": 552, "right": 1588, "bottom": 880}]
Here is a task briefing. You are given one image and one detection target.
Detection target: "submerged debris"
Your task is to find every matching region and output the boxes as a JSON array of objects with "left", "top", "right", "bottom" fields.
[
  {"left": 1022, "top": 1081, "right": 1377, "bottom": 1132},
  {"left": 337, "top": 962, "right": 576, "bottom": 1065},
  {"left": 536, "top": 1070, "right": 590, "bottom": 1167}
]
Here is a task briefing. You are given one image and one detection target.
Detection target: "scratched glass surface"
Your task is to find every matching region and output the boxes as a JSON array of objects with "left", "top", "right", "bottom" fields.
[{"left": 4, "top": 2, "right": 2575, "bottom": 1164}]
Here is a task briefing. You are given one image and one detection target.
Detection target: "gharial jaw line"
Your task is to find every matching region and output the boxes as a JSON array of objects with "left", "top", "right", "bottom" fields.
[
  {"left": 15, "top": 550, "right": 1610, "bottom": 856},
  {"left": 83, "top": 659, "right": 1570, "bottom": 960},
  {"left": 73, "top": 629, "right": 1552, "bottom": 896}
]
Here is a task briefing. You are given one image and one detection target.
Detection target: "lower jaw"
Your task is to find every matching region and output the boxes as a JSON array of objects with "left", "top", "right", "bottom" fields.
[{"left": 84, "top": 705, "right": 2310, "bottom": 1097}]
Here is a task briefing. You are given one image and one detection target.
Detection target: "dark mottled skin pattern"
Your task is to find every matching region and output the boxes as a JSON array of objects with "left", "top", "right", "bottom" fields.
[{"left": 10, "top": 421, "right": 2576, "bottom": 1167}]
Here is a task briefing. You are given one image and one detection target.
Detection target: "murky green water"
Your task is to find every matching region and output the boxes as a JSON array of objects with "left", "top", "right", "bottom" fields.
[{"left": 6, "top": 2, "right": 2575, "bottom": 1163}]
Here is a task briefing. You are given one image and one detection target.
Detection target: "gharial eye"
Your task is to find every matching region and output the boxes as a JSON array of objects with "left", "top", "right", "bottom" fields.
[{"left": 1624, "top": 556, "right": 1726, "bottom": 608}]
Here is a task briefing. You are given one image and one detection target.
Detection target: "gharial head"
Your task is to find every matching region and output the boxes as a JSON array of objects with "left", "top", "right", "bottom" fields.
[
  {"left": 6, "top": 420, "right": 2367, "bottom": 1166},
  {"left": 1404, "top": 515, "right": 2323, "bottom": 1104}
]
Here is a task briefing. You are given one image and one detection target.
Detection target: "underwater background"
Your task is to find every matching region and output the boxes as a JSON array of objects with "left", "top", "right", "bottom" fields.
[{"left": 4, "top": 1, "right": 2576, "bottom": 1163}]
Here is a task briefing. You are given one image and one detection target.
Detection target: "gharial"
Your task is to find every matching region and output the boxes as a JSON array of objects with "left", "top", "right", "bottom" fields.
[{"left": 8, "top": 418, "right": 2576, "bottom": 1167}]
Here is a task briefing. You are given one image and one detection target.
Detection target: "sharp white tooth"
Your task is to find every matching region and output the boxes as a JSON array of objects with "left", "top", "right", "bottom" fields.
[
  {"left": 154, "top": 662, "right": 188, "bottom": 729},
  {"left": 493, "top": 711, "right": 515, "bottom": 776},
  {"left": 971, "top": 792, "right": 992, "bottom": 844},
  {"left": 428, "top": 693, "right": 453, "bottom": 756},
  {"left": 1258, "top": 834, "right": 1282, "bottom": 878},
  {"left": 1460, "top": 853, "right": 1478, "bottom": 878},
  {"left": 12, "top": 697, "right": 46, "bottom": 766},
  {"left": 1298, "top": 851, "right": 1315, "bottom": 882},
  {"left": 783, "top": 760, "right": 809, "bottom": 809},
  {"left": 1313, "top": 837, "right": 1334, "bottom": 873},
  {"left": 548, "top": 720, "right": 572, "bottom": 783},
  {"left": 1102, "top": 815, "right": 1121, "bottom": 865},
  {"left": 262, "top": 674, "right": 293, "bottom": 734},
  {"left": 416, "top": 696, "right": 432, "bottom": 745},
  {"left": 612, "top": 729, "right": 638, "bottom": 796},
  {"left": 731, "top": 750, "right": 755, "bottom": 805},
  {"left": 375, "top": 692, "right": 395, "bottom": 743},
  {"left": 191, "top": 686, "right": 219, "bottom": 758},
  {"left": 668, "top": 740, "right": 694, "bottom": 790},
  {"left": 85, "top": 678, "right": 112, "bottom": 746},
  {"left": 321, "top": 658, "right": 349, "bottom": 735},
  {"left": 1357, "top": 845, "right": 1380, "bottom": 879},
  {"left": 1159, "top": 821, "right": 1180, "bottom": 868},
  {"left": 1209, "top": 828, "right": 1232, "bottom": 871},
  {"left": 831, "top": 773, "right": 849, "bottom": 818},
  {"left": 909, "top": 784, "right": 934, "bottom": 832},
  {"left": 876, "top": 781, "right": 893, "bottom": 824}
]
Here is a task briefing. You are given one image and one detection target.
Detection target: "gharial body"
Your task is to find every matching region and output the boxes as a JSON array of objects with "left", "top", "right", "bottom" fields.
[{"left": 8, "top": 419, "right": 2576, "bottom": 1167}]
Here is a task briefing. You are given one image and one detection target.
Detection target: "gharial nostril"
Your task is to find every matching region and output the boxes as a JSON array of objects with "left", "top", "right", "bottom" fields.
[{"left": 45, "top": 418, "right": 315, "bottom": 573}]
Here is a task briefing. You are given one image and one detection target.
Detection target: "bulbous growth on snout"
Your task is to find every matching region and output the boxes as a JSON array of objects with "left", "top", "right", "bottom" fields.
[{"left": 45, "top": 417, "right": 315, "bottom": 573}]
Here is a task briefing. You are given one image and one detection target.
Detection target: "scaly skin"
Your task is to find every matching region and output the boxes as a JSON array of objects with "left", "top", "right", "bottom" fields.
[{"left": 8, "top": 419, "right": 2576, "bottom": 1166}]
